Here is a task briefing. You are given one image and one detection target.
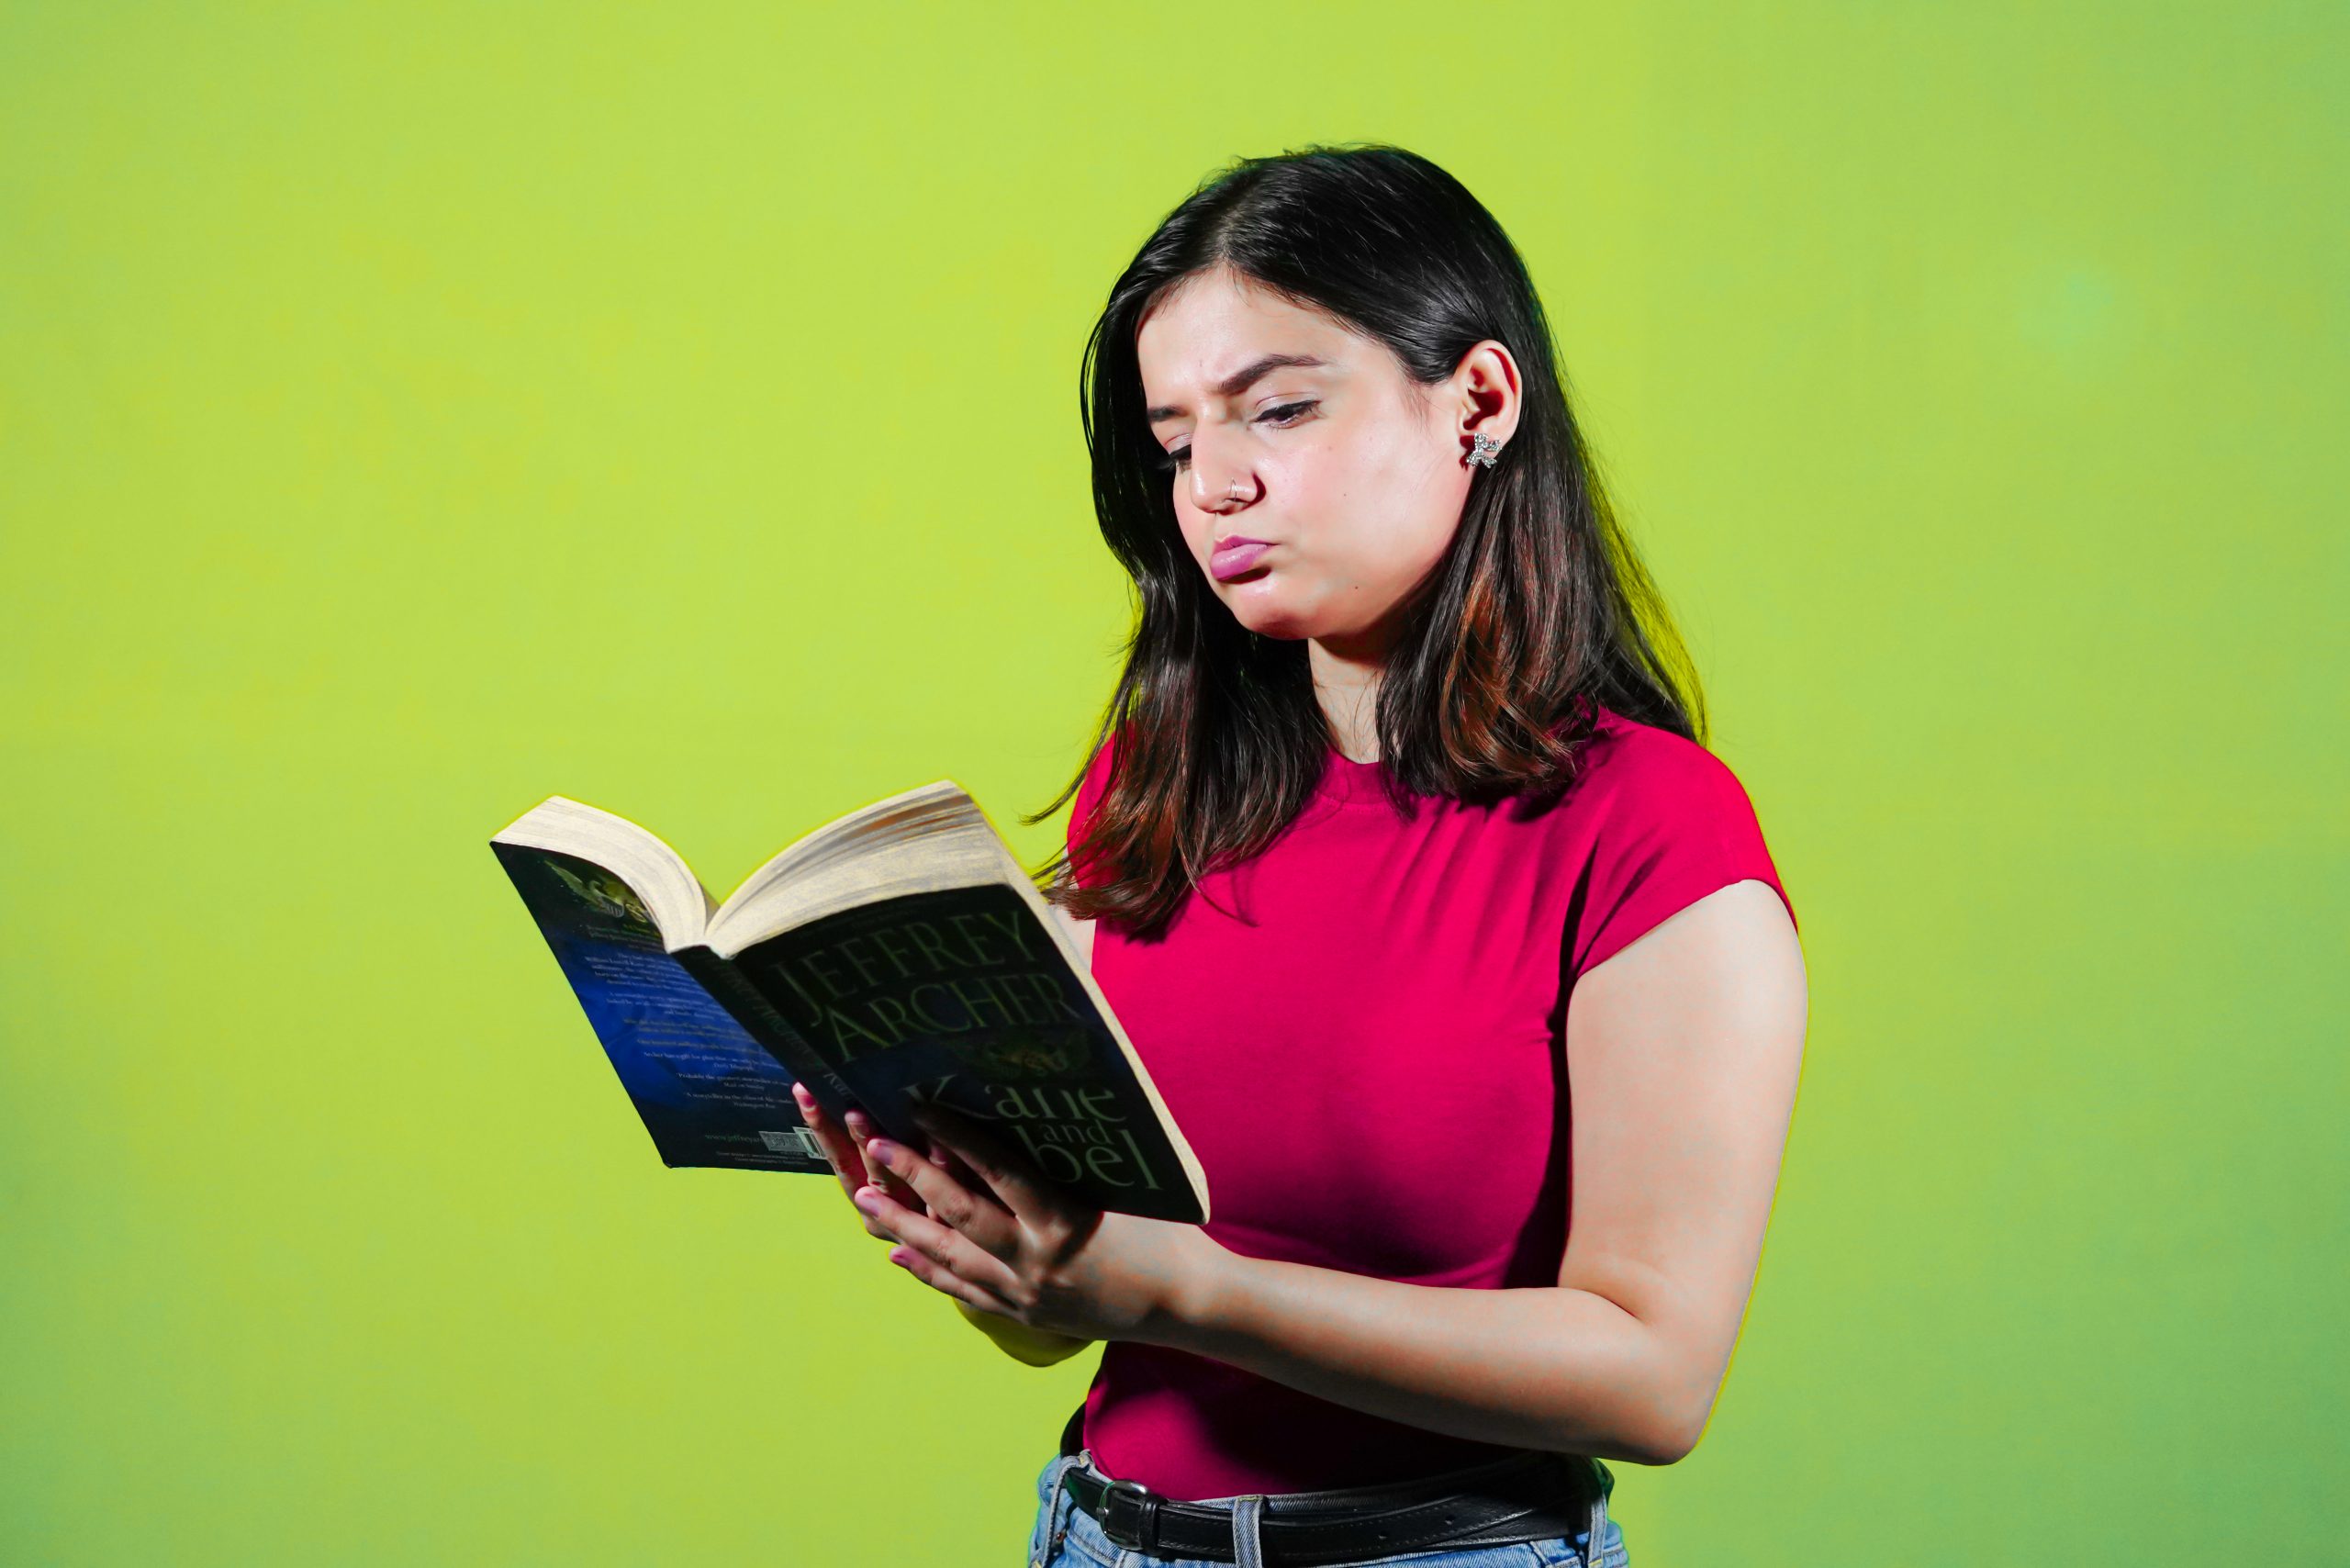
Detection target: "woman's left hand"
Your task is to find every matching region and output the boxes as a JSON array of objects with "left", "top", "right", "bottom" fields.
[{"left": 852, "top": 1102, "right": 1222, "bottom": 1348}]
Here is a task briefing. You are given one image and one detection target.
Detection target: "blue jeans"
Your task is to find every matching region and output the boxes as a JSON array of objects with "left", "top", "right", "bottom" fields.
[{"left": 1027, "top": 1450, "right": 1628, "bottom": 1568}]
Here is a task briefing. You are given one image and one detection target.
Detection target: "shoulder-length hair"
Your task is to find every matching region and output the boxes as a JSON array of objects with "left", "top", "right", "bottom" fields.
[{"left": 1025, "top": 142, "right": 1707, "bottom": 941}]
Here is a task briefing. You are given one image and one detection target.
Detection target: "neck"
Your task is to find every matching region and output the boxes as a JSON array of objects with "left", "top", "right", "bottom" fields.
[{"left": 1308, "top": 635, "right": 1384, "bottom": 763}]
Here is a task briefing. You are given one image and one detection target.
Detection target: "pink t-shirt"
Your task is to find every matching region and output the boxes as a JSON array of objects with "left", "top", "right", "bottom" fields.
[{"left": 1067, "top": 705, "right": 1797, "bottom": 1501}]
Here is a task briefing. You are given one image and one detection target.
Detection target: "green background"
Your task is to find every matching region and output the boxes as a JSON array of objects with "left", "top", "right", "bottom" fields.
[{"left": 4, "top": 3, "right": 2341, "bottom": 1563}]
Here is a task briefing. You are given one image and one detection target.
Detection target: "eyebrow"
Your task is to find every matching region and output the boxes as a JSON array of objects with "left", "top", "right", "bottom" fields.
[{"left": 1146, "top": 353, "right": 1330, "bottom": 424}]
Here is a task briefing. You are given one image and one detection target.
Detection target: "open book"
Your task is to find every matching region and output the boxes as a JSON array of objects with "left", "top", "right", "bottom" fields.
[{"left": 489, "top": 781, "right": 1209, "bottom": 1224}]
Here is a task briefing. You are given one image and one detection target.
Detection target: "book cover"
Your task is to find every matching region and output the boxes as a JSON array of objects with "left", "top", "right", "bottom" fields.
[
  {"left": 721, "top": 881, "right": 1195, "bottom": 1216},
  {"left": 489, "top": 801, "right": 1209, "bottom": 1224},
  {"left": 492, "top": 841, "right": 830, "bottom": 1173}
]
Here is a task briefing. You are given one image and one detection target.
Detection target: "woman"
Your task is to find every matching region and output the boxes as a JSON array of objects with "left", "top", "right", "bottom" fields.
[{"left": 789, "top": 143, "right": 1807, "bottom": 1568}]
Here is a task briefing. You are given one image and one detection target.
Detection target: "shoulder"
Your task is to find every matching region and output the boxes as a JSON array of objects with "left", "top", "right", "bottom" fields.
[
  {"left": 1072, "top": 728, "right": 1123, "bottom": 828},
  {"left": 1569, "top": 708, "right": 1760, "bottom": 825},
  {"left": 1065, "top": 730, "right": 1130, "bottom": 895},
  {"left": 1557, "top": 707, "right": 1797, "bottom": 979}
]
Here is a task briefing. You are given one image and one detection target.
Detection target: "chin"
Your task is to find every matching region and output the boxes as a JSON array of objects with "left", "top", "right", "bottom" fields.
[
  {"left": 1234, "top": 611, "right": 1312, "bottom": 641},
  {"left": 1215, "top": 571, "right": 1318, "bottom": 639}
]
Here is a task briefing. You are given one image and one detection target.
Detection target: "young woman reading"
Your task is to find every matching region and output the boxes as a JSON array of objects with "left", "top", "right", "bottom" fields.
[{"left": 790, "top": 143, "right": 1807, "bottom": 1568}]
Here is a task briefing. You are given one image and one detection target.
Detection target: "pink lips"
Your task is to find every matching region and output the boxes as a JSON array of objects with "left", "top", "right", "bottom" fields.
[{"left": 1210, "top": 538, "right": 1274, "bottom": 581}]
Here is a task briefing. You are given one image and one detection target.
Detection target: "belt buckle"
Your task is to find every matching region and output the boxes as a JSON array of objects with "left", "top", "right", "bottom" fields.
[{"left": 1101, "top": 1475, "right": 1164, "bottom": 1554}]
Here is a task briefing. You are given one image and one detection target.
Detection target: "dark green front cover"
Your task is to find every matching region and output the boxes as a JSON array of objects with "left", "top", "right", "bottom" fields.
[{"left": 722, "top": 883, "right": 1203, "bottom": 1223}]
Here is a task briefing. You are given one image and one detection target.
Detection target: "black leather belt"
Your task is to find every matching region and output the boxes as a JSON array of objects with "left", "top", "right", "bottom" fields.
[{"left": 1054, "top": 1406, "right": 1605, "bottom": 1567}]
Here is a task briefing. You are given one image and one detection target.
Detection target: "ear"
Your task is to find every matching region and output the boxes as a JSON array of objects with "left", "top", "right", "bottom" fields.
[{"left": 1450, "top": 339, "right": 1524, "bottom": 451}]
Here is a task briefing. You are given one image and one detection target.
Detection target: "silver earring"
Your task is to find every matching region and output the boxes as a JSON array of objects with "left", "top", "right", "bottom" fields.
[{"left": 1466, "top": 431, "right": 1502, "bottom": 469}]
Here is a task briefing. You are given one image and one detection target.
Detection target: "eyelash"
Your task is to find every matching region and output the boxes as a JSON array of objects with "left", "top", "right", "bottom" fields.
[{"left": 1158, "top": 401, "right": 1317, "bottom": 473}]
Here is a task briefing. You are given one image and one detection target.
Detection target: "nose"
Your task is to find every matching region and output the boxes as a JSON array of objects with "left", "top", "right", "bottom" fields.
[{"left": 1186, "top": 434, "right": 1259, "bottom": 513}]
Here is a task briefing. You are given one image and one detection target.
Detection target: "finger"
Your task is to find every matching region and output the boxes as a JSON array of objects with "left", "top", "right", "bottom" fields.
[
  {"left": 914, "top": 1124, "right": 984, "bottom": 1191},
  {"left": 885, "top": 1242, "right": 1018, "bottom": 1316},
  {"left": 790, "top": 1082, "right": 873, "bottom": 1201},
  {"left": 843, "top": 1106, "right": 924, "bottom": 1211},
  {"left": 851, "top": 1182, "right": 1024, "bottom": 1301},
  {"left": 862, "top": 1136, "right": 1019, "bottom": 1258},
  {"left": 930, "top": 1141, "right": 993, "bottom": 1205},
  {"left": 793, "top": 1083, "right": 921, "bottom": 1231},
  {"left": 908, "top": 1103, "right": 1062, "bottom": 1218}
]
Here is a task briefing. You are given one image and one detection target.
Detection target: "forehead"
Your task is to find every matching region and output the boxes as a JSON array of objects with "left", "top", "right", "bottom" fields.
[{"left": 1135, "top": 271, "right": 1361, "bottom": 394}]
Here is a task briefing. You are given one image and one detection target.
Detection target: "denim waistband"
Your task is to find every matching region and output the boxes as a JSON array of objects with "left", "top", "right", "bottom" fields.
[{"left": 1033, "top": 1445, "right": 1616, "bottom": 1568}]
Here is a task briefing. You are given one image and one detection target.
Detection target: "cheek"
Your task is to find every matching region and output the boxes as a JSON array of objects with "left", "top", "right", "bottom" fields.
[
  {"left": 1318, "top": 434, "right": 1460, "bottom": 570},
  {"left": 1174, "top": 505, "right": 1217, "bottom": 560}
]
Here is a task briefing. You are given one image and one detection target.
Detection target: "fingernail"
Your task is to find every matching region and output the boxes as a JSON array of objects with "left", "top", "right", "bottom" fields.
[{"left": 866, "top": 1138, "right": 895, "bottom": 1164}]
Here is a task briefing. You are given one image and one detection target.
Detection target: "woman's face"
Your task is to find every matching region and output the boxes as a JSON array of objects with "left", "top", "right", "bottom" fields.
[{"left": 1135, "top": 265, "right": 1516, "bottom": 655}]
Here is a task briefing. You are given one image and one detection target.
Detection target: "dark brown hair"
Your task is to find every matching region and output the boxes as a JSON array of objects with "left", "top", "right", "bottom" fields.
[{"left": 1023, "top": 142, "right": 1707, "bottom": 941}]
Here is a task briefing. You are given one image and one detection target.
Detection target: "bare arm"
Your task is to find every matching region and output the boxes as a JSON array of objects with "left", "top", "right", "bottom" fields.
[{"left": 1147, "top": 880, "right": 1807, "bottom": 1464}]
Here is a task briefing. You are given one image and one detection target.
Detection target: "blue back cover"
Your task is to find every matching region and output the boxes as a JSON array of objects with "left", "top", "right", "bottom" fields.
[{"left": 491, "top": 840, "right": 828, "bottom": 1173}]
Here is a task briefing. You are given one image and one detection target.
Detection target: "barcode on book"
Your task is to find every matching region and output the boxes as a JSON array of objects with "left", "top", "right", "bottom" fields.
[{"left": 760, "top": 1127, "right": 821, "bottom": 1158}]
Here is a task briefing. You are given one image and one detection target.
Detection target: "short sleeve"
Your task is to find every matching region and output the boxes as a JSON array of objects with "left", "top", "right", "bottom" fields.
[
  {"left": 1566, "top": 738, "right": 1797, "bottom": 983},
  {"left": 1066, "top": 732, "right": 1120, "bottom": 891}
]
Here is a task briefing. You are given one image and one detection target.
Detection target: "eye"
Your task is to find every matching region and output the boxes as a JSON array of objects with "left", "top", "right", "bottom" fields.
[{"left": 1157, "top": 400, "right": 1318, "bottom": 474}]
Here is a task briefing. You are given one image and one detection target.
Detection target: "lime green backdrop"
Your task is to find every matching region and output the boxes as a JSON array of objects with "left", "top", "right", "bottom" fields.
[{"left": 4, "top": 3, "right": 2341, "bottom": 1564}]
